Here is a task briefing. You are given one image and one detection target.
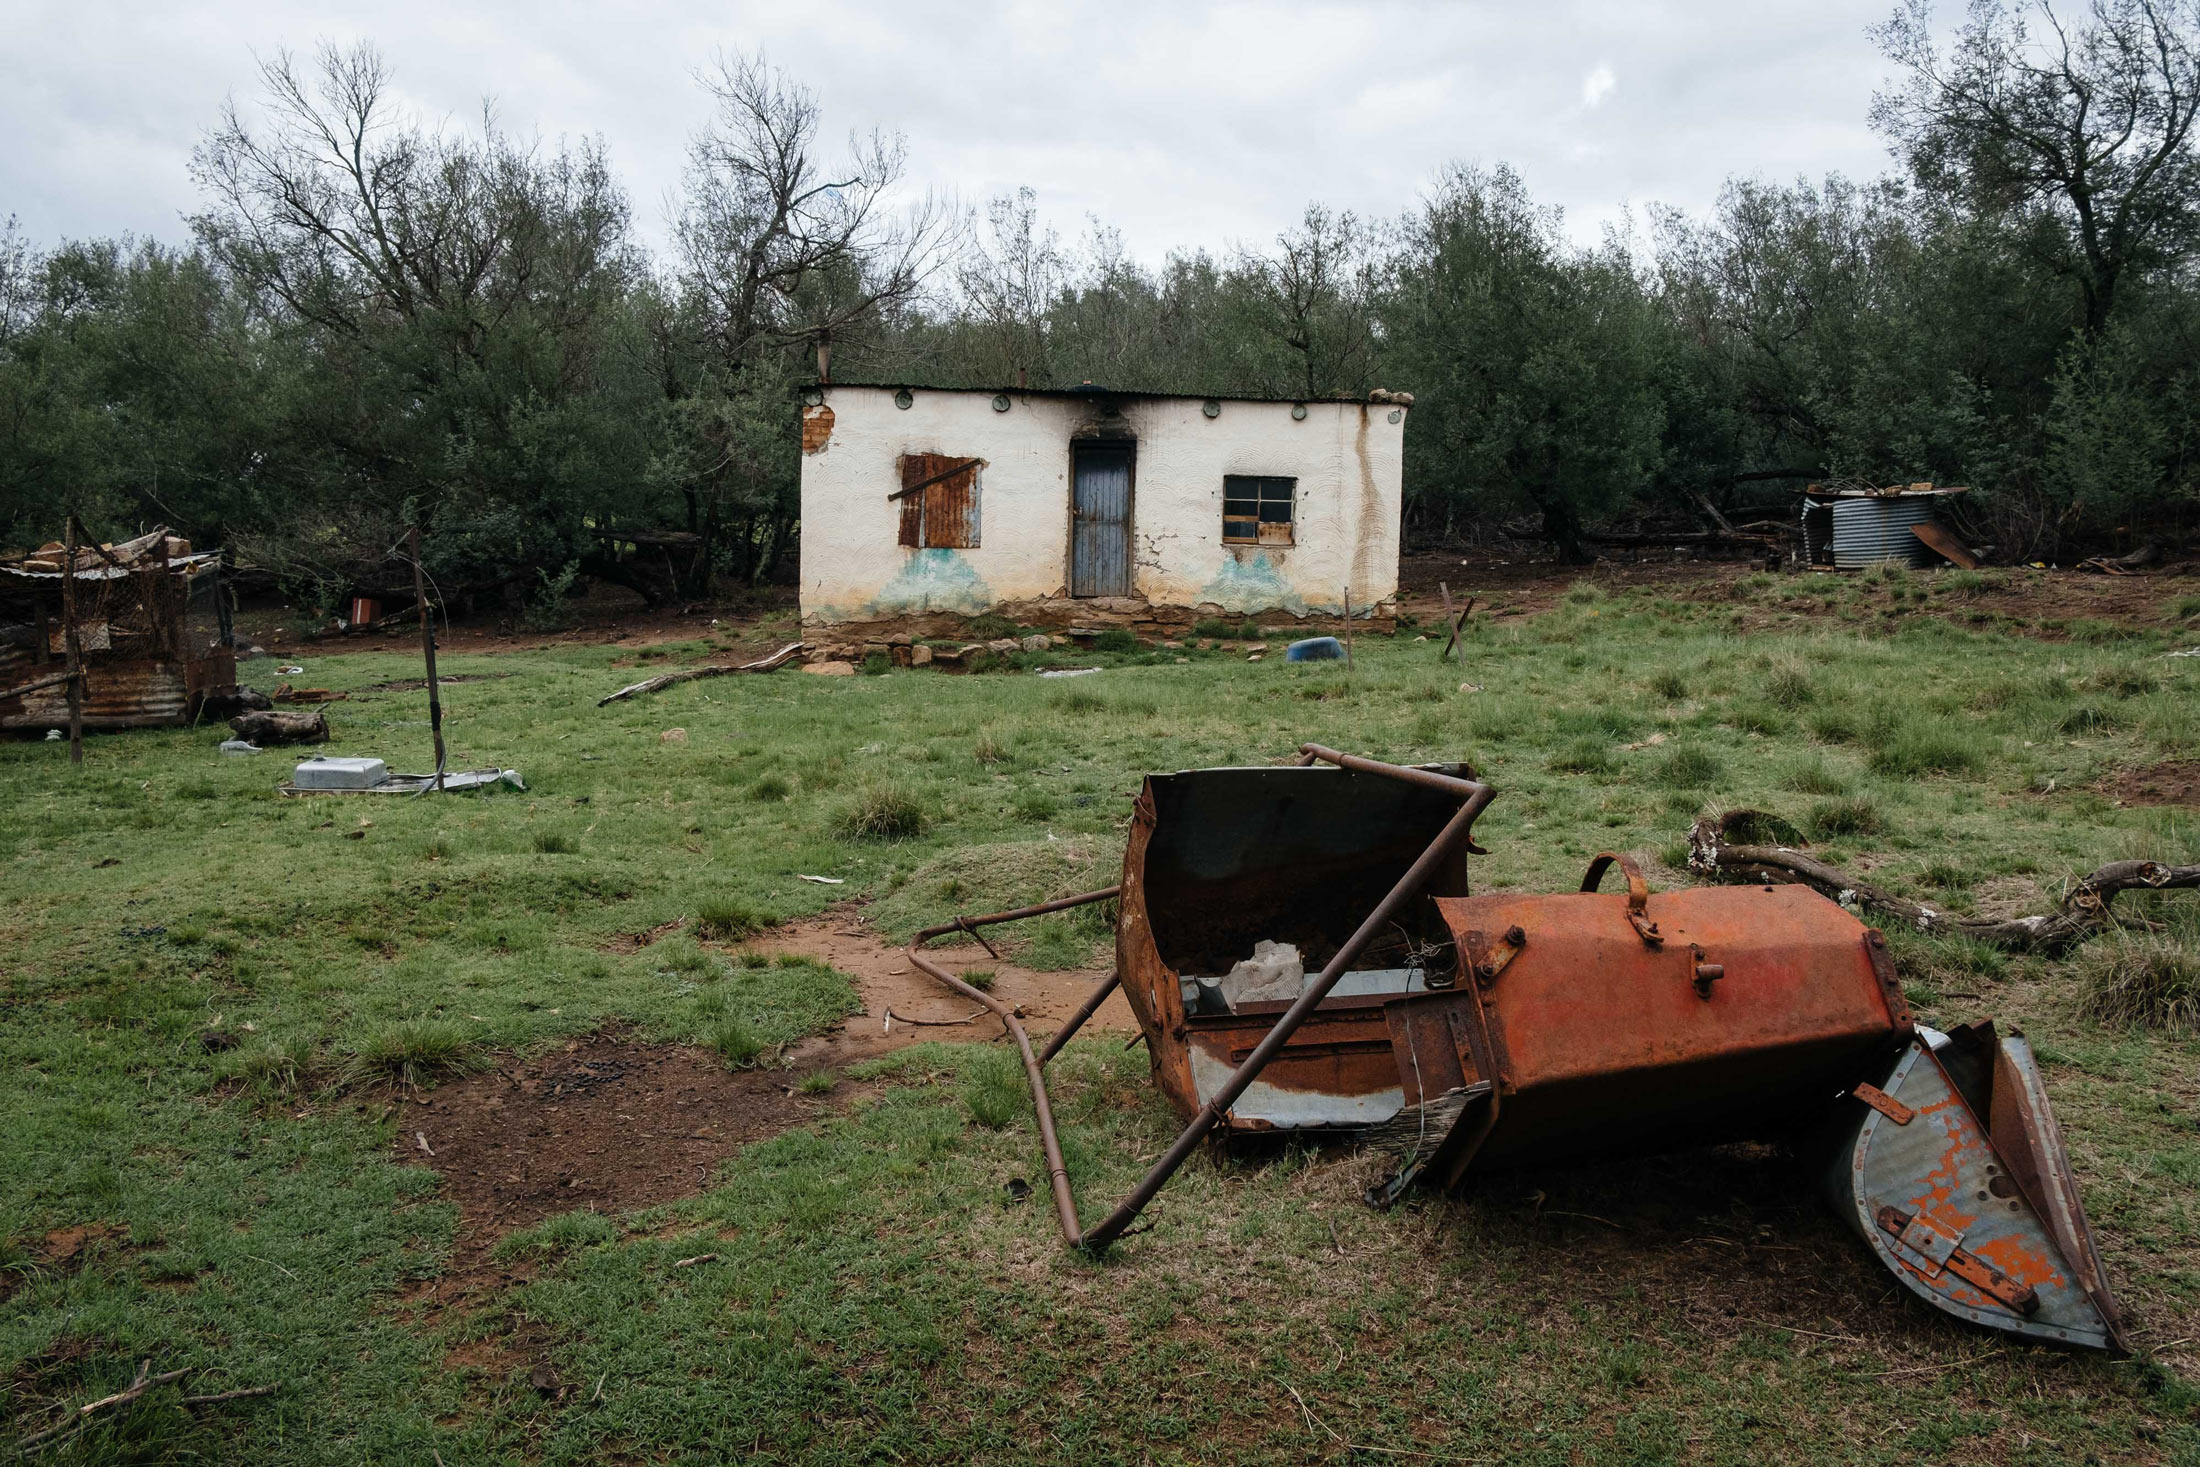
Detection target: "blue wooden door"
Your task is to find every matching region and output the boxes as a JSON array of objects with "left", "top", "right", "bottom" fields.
[{"left": 1071, "top": 443, "right": 1133, "bottom": 597}]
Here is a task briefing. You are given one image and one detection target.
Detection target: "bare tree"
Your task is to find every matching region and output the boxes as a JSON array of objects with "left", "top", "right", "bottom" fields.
[
  {"left": 1873, "top": 0, "right": 2200, "bottom": 333},
  {"left": 957, "top": 187, "right": 1065, "bottom": 386},
  {"left": 1238, "top": 204, "right": 1382, "bottom": 399},
  {"left": 192, "top": 43, "right": 631, "bottom": 359},
  {"left": 675, "top": 52, "right": 957, "bottom": 372}
]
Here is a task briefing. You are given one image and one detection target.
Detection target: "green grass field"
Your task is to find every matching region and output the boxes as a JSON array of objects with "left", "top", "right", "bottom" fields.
[{"left": 4, "top": 573, "right": 2198, "bottom": 1463}]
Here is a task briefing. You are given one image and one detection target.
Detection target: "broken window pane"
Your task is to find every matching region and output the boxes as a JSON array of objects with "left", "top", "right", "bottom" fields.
[{"left": 1222, "top": 475, "right": 1294, "bottom": 545}]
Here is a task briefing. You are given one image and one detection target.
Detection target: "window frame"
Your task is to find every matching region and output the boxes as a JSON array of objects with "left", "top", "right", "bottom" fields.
[{"left": 1222, "top": 474, "right": 1296, "bottom": 547}]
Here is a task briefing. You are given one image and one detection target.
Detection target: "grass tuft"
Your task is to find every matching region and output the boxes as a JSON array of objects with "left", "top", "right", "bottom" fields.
[
  {"left": 2076, "top": 938, "right": 2200, "bottom": 1032},
  {"left": 1655, "top": 745, "right": 1722, "bottom": 789},
  {"left": 532, "top": 830, "right": 579, "bottom": 854},
  {"left": 963, "top": 1050, "right": 1026, "bottom": 1129},
  {"left": 1547, "top": 738, "right": 1617, "bottom": 775},
  {"left": 343, "top": 1018, "right": 480, "bottom": 1088},
  {"left": 1762, "top": 662, "right": 1816, "bottom": 709},
  {"left": 1809, "top": 796, "right": 1884, "bottom": 837},
  {"left": 696, "top": 896, "right": 770, "bottom": 941},
  {"left": 1867, "top": 721, "right": 1979, "bottom": 777},
  {"left": 833, "top": 781, "right": 928, "bottom": 841},
  {"left": 706, "top": 1017, "right": 766, "bottom": 1068},
  {"left": 748, "top": 772, "right": 792, "bottom": 802}
]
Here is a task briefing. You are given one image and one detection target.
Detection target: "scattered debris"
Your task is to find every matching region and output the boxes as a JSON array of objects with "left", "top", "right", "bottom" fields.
[
  {"left": 228, "top": 709, "right": 328, "bottom": 746},
  {"left": 1285, "top": 637, "right": 1345, "bottom": 662},
  {"left": 907, "top": 746, "right": 2128, "bottom": 1352},
  {"left": 659, "top": 728, "right": 688, "bottom": 744},
  {"left": 218, "top": 739, "right": 263, "bottom": 756},
  {"left": 671, "top": 1252, "right": 718, "bottom": 1268},
  {"left": 598, "top": 641, "right": 807, "bottom": 705},
  {"left": 14, "top": 1361, "right": 277, "bottom": 1453},
  {"left": 277, "top": 765, "right": 521, "bottom": 796},
  {"left": 1038, "top": 667, "right": 1103, "bottom": 678},
  {"left": 794, "top": 874, "right": 845, "bottom": 885}
]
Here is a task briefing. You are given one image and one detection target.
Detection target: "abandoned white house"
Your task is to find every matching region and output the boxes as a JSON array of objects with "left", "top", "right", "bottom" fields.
[{"left": 796, "top": 383, "right": 1407, "bottom": 632}]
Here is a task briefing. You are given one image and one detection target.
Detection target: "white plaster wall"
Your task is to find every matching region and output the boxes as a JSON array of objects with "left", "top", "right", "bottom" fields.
[{"left": 799, "top": 385, "right": 1402, "bottom": 625}]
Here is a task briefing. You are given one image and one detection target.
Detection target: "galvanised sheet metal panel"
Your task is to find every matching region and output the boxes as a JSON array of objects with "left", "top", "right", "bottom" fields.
[
  {"left": 1071, "top": 444, "right": 1132, "bottom": 597},
  {"left": 1835, "top": 1039, "right": 2121, "bottom": 1349},
  {"left": 1830, "top": 495, "right": 1938, "bottom": 568}
]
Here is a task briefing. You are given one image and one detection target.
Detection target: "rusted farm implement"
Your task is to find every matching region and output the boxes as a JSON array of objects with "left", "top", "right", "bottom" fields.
[{"left": 910, "top": 744, "right": 2128, "bottom": 1352}]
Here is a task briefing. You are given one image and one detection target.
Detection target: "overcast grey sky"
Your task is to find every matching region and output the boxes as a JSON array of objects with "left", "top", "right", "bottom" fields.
[{"left": 3, "top": 1, "right": 1910, "bottom": 263}]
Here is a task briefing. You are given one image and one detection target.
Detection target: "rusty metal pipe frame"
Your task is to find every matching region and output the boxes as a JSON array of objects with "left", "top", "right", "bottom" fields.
[{"left": 907, "top": 886, "right": 1121, "bottom": 1246}]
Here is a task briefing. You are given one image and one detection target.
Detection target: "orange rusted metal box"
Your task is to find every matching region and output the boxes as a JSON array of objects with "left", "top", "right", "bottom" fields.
[{"left": 1430, "top": 885, "right": 1912, "bottom": 1172}]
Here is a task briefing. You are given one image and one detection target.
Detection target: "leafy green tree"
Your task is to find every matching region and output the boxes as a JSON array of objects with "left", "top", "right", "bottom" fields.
[{"left": 1386, "top": 164, "right": 1666, "bottom": 561}]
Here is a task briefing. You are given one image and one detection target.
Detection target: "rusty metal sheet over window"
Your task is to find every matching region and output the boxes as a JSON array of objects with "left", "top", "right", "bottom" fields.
[
  {"left": 894, "top": 454, "right": 981, "bottom": 549},
  {"left": 1223, "top": 475, "right": 1294, "bottom": 545}
]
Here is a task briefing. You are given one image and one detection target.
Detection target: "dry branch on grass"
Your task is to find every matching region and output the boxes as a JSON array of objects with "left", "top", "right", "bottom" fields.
[
  {"left": 597, "top": 642, "right": 806, "bottom": 706},
  {"left": 16, "top": 1360, "right": 277, "bottom": 1451},
  {"left": 1688, "top": 810, "right": 2200, "bottom": 954}
]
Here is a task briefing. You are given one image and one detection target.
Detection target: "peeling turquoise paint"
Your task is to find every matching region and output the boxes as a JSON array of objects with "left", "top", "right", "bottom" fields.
[
  {"left": 1199, "top": 551, "right": 1305, "bottom": 614},
  {"left": 865, "top": 548, "right": 996, "bottom": 616}
]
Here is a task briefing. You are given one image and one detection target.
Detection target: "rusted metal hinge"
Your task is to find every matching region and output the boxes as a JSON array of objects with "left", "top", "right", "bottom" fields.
[
  {"left": 1852, "top": 1081, "right": 1914, "bottom": 1125},
  {"left": 1688, "top": 943, "right": 1723, "bottom": 999},
  {"left": 1876, "top": 1205, "right": 2039, "bottom": 1315}
]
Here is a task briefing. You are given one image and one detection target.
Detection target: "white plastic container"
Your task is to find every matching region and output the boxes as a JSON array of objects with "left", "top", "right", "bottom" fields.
[{"left": 293, "top": 755, "right": 388, "bottom": 790}]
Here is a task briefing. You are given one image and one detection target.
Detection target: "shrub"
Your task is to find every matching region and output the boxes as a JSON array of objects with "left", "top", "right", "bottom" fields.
[
  {"left": 972, "top": 730, "right": 1012, "bottom": 765},
  {"left": 749, "top": 773, "right": 792, "bottom": 802},
  {"left": 696, "top": 897, "right": 769, "bottom": 941},
  {"left": 834, "top": 781, "right": 928, "bottom": 841},
  {"left": 1561, "top": 581, "right": 1608, "bottom": 607},
  {"left": 532, "top": 830, "right": 578, "bottom": 855},
  {"left": 2076, "top": 938, "right": 2200, "bottom": 1032},
  {"left": 859, "top": 652, "right": 892, "bottom": 675},
  {"left": 1656, "top": 745, "right": 1722, "bottom": 789},
  {"left": 1647, "top": 668, "right": 1688, "bottom": 701},
  {"left": 2168, "top": 593, "right": 2200, "bottom": 622},
  {"left": 1809, "top": 797, "right": 1884, "bottom": 837},
  {"left": 344, "top": 1018, "right": 479, "bottom": 1088},
  {"left": 1092, "top": 629, "right": 1139, "bottom": 653},
  {"left": 1547, "top": 739, "right": 1616, "bottom": 775}
]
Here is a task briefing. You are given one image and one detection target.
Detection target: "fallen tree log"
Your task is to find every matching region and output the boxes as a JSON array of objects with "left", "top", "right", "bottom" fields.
[
  {"left": 228, "top": 709, "right": 329, "bottom": 746},
  {"left": 1688, "top": 811, "right": 2200, "bottom": 955},
  {"left": 597, "top": 641, "right": 806, "bottom": 706}
]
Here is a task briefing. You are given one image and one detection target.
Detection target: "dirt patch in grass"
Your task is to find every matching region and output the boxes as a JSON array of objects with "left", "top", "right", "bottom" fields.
[
  {"left": 2102, "top": 758, "right": 2200, "bottom": 808},
  {"left": 395, "top": 1033, "right": 835, "bottom": 1271},
  {"left": 756, "top": 912, "right": 1138, "bottom": 1067}
]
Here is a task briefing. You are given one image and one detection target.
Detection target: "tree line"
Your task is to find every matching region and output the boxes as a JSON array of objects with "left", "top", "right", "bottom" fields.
[{"left": 2, "top": 0, "right": 2194, "bottom": 614}]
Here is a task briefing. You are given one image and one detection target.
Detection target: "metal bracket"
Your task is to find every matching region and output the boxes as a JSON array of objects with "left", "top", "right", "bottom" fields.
[
  {"left": 1877, "top": 1204, "right": 2039, "bottom": 1315},
  {"left": 1463, "top": 925, "right": 1526, "bottom": 987},
  {"left": 1689, "top": 943, "right": 1723, "bottom": 999},
  {"left": 1852, "top": 1081, "right": 1914, "bottom": 1125}
]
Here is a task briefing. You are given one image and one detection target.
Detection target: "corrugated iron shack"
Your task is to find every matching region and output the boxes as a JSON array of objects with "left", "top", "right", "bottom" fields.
[
  {"left": 0, "top": 528, "right": 237, "bottom": 731},
  {"left": 1800, "top": 483, "right": 1969, "bottom": 569}
]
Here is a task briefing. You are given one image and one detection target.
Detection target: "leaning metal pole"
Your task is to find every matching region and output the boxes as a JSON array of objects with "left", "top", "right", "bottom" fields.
[{"left": 908, "top": 748, "right": 1492, "bottom": 1252}]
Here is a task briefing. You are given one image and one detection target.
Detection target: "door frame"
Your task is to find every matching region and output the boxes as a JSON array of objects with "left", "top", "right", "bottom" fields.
[{"left": 1066, "top": 435, "right": 1137, "bottom": 598}]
